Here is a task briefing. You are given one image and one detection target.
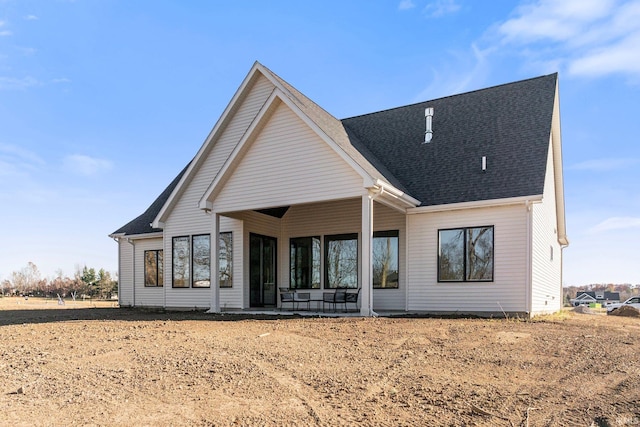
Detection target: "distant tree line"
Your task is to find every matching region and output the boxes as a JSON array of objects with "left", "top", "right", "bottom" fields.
[
  {"left": 563, "top": 283, "right": 639, "bottom": 305},
  {"left": 0, "top": 262, "right": 117, "bottom": 300}
]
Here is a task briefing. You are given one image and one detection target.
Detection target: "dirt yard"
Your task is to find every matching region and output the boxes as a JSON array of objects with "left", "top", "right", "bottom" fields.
[{"left": 1, "top": 297, "right": 639, "bottom": 427}]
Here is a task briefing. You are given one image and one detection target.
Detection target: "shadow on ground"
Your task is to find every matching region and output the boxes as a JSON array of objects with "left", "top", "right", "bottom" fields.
[{"left": 0, "top": 307, "right": 309, "bottom": 327}]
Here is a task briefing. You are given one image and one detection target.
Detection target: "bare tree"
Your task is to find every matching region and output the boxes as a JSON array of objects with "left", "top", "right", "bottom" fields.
[
  {"left": 10, "top": 262, "right": 41, "bottom": 295},
  {"left": 0, "top": 279, "right": 10, "bottom": 296}
]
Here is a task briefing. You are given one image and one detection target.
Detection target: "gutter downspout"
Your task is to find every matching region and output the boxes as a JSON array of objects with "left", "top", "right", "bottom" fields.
[
  {"left": 525, "top": 201, "right": 533, "bottom": 317},
  {"left": 405, "top": 213, "right": 409, "bottom": 312},
  {"left": 126, "top": 238, "right": 136, "bottom": 307},
  {"left": 111, "top": 236, "right": 121, "bottom": 307}
]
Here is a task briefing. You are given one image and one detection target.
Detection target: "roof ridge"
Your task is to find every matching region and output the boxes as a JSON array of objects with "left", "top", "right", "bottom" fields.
[{"left": 341, "top": 73, "right": 558, "bottom": 121}]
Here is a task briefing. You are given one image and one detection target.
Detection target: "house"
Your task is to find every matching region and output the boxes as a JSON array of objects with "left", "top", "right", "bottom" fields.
[
  {"left": 571, "top": 291, "right": 620, "bottom": 307},
  {"left": 109, "top": 61, "right": 568, "bottom": 317}
]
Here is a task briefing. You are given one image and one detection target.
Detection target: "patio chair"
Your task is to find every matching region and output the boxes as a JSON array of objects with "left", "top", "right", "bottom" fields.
[
  {"left": 322, "top": 292, "right": 336, "bottom": 312},
  {"left": 345, "top": 288, "right": 360, "bottom": 312},
  {"left": 323, "top": 290, "right": 347, "bottom": 312},
  {"left": 280, "top": 291, "right": 294, "bottom": 311},
  {"left": 335, "top": 290, "right": 347, "bottom": 312},
  {"left": 294, "top": 292, "right": 310, "bottom": 311}
]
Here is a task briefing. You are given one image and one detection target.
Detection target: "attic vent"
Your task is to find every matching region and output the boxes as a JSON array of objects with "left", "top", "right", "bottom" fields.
[{"left": 424, "top": 107, "right": 434, "bottom": 143}]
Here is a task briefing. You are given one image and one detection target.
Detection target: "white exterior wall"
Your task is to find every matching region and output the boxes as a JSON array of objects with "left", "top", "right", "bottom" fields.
[
  {"left": 531, "top": 139, "right": 563, "bottom": 314},
  {"left": 118, "top": 240, "right": 134, "bottom": 307},
  {"left": 407, "top": 204, "right": 529, "bottom": 314},
  {"left": 212, "top": 102, "right": 364, "bottom": 213},
  {"left": 132, "top": 237, "right": 164, "bottom": 307},
  {"left": 161, "top": 75, "right": 274, "bottom": 309}
]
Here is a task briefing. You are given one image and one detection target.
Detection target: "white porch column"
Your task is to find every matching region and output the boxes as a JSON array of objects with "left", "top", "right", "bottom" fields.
[
  {"left": 361, "top": 192, "right": 375, "bottom": 316},
  {"left": 207, "top": 212, "right": 221, "bottom": 313}
]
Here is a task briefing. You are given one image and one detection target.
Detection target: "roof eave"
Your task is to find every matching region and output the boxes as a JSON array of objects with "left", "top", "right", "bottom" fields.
[
  {"left": 551, "top": 79, "right": 569, "bottom": 247},
  {"left": 407, "top": 194, "right": 543, "bottom": 214},
  {"left": 372, "top": 179, "right": 420, "bottom": 208},
  {"left": 112, "top": 231, "right": 164, "bottom": 240}
]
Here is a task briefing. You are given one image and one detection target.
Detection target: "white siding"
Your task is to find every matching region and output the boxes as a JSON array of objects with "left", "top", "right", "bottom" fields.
[
  {"left": 118, "top": 240, "right": 134, "bottom": 307},
  {"left": 133, "top": 238, "right": 164, "bottom": 308},
  {"left": 407, "top": 204, "right": 528, "bottom": 314},
  {"left": 161, "top": 74, "right": 274, "bottom": 309},
  {"left": 213, "top": 102, "right": 364, "bottom": 213},
  {"left": 531, "top": 138, "right": 563, "bottom": 315}
]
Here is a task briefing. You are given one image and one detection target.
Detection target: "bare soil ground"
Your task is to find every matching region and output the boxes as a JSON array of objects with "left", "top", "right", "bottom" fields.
[{"left": 1, "top": 297, "right": 639, "bottom": 427}]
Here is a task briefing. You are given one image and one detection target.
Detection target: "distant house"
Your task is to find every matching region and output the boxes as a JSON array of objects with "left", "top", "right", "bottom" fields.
[
  {"left": 571, "top": 291, "right": 620, "bottom": 306},
  {"left": 109, "top": 61, "right": 568, "bottom": 317}
]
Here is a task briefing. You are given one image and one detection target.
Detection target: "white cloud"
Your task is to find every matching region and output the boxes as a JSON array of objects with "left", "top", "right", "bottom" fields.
[
  {"left": 0, "top": 76, "right": 40, "bottom": 90},
  {"left": 18, "top": 47, "right": 37, "bottom": 56},
  {"left": 0, "top": 20, "right": 10, "bottom": 36},
  {"left": 494, "top": 0, "right": 640, "bottom": 80},
  {"left": 414, "top": 42, "right": 492, "bottom": 101},
  {"left": 52, "top": 77, "right": 72, "bottom": 84},
  {"left": 499, "top": 0, "right": 615, "bottom": 43},
  {"left": 24, "top": 15, "right": 39, "bottom": 21},
  {"left": 568, "top": 32, "right": 640, "bottom": 77},
  {"left": 398, "top": 0, "right": 416, "bottom": 10},
  {"left": 0, "top": 143, "right": 46, "bottom": 168},
  {"left": 589, "top": 217, "right": 640, "bottom": 233},
  {"left": 63, "top": 154, "right": 113, "bottom": 176},
  {"left": 423, "top": 0, "right": 461, "bottom": 17},
  {"left": 569, "top": 157, "right": 640, "bottom": 171}
]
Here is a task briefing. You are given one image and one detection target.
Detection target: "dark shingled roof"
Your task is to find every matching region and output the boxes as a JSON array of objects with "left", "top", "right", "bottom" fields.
[
  {"left": 341, "top": 73, "right": 557, "bottom": 206},
  {"left": 113, "top": 72, "right": 557, "bottom": 236},
  {"left": 110, "top": 163, "right": 190, "bottom": 236}
]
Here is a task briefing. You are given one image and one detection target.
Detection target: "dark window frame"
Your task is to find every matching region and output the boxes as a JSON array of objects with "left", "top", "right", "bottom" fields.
[
  {"left": 192, "top": 234, "right": 211, "bottom": 288},
  {"left": 172, "top": 236, "right": 190, "bottom": 288},
  {"left": 290, "top": 236, "right": 321, "bottom": 290},
  {"left": 324, "top": 233, "right": 359, "bottom": 289},
  {"left": 373, "top": 230, "right": 399, "bottom": 289},
  {"left": 219, "top": 232, "right": 233, "bottom": 288},
  {"left": 144, "top": 249, "right": 163, "bottom": 287},
  {"left": 437, "top": 226, "right": 494, "bottom": 283}
]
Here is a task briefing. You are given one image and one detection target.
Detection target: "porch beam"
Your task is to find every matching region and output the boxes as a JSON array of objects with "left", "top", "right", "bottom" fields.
[
  {"left": 361, "top": 192, "right": 375, "bottom": 316},
  {"left": 207, "top": 212, "right": 221, "bottom": 313}
]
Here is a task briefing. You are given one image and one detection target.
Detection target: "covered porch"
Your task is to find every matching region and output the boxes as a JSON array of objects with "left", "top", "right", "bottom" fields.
[{"left": 207, "top": 196, "right": 411, "bottom": 316}]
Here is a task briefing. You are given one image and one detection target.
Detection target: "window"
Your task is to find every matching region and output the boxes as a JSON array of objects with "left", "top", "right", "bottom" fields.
[
  {"left": 290, "top": 236, "right": 321, "bottom": 289},
  {"left": 192, "top": 234, "right": 211, "bottom": 288},
  {"left": 373, "top": 230, "right": 399, "bottom": 289},
  {"left": 173, "top": 233, "right": 233, "bottom": 288},
  {"left": 172, "top": 236, "right": 190, "bottom": 287},
  {"left": 144, "top": 250, "right": 163, "bottom": 287},
  {"left": 438, "top": 226, "right": 494, "bottom": 282},
  {"left": 325, "top": 233, "right": 358, "bottom": 289},
  {"left": 219, "top": 232, "right": 233, "bottom": 288}
]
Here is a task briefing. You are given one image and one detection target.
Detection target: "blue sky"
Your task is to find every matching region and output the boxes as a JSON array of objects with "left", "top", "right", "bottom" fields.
[{"left": 1, "top": 0, "right": 639, "bottom": 286}]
